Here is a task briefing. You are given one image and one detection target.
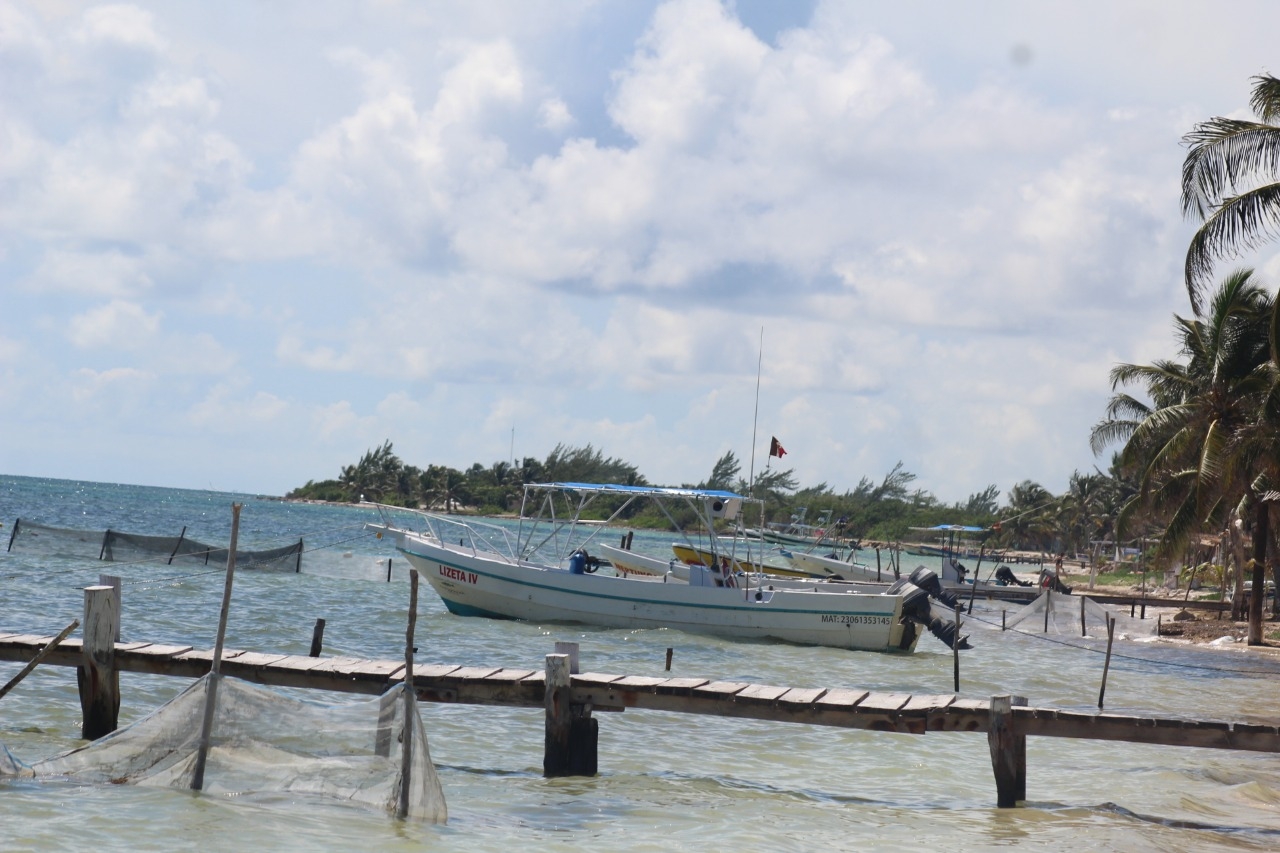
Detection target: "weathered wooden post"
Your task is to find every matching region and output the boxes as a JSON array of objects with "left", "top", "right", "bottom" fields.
[
  {"left": 952, "top": 604, "right": 961, "bottom": 693},
  {"left": 554, "top": 641, "right": 580, "bottom": 674},
  {"left": 398, "top": 570, "right": 418, "bottom": 819},
  {"left": 544, "top": 652, "right": 597, "bottom": 777},
  {"left": 544, "top": 653, "right": 572, "bottom": 776},
  {"left": 98, "top": 574, "right": 121, "bottom": 641},
  {"left": 78, "top": 584, "right": 120, "bottom": 739},
  {"left": 1098, "top": 614, "right": 1116, "bottom": 708},
  {"left": 987, "top": 694, "right": 1027, "bottom": 808},
  {"left": 193, "top": 503, "right": 242, "bottom": 791},
  {"left": 309, "top": 618, "right": 326, "bottom": 657}
]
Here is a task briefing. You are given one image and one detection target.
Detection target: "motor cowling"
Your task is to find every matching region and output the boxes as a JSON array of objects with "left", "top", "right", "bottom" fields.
[
  {"left": 908, "top": 566, "right": 962, "bottom": 611},
  {"left": 889, "top": 577, "right": 971, "bottom": 650}
]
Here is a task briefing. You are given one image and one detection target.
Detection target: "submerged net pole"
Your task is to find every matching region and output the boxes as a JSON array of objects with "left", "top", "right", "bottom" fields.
[
  {"left": 398, "top": 569, "right": 419, "bottom": 819},
  {"left": 952, "top": 604, "right": 961, "bottom": 693},
  {"left": 1098, "top": 614, "right": 1116, "bottom": 708},
  {"left": 192, "top": 502, "right": 242, "bottom": 792},
  {"left": 0, "top": 619, "right": 79, "bottom": 701}
]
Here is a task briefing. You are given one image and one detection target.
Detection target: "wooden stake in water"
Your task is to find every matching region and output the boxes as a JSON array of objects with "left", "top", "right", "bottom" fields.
[
  {"left": 952, "top": 604, "right": 961, "bottom": 693},
  {"left": 0, "top": 619, "right": 79, "bottom": 701},
  {"left": 192, "top": 503, "right": 241, "bottom": 791},
  {"left": 398, "top": 569, "right": 419, "bottom": 819},
  {"left": 1098, "top": 614, "right": 1116, "bottom": 709}
]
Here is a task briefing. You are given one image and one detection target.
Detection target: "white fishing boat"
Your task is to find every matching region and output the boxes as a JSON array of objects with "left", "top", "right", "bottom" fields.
[
  {"left": 596, "top": 542, "right": 686, "bottom": 580},
  {"left": 368, "top": 483, "right": 965, "bottom": 654},
  {"left": 781, "top": 548, "right": 893, "bottom": 582},
  {"left": 670, "top": 541, "right": 815, "bottom": 579}
]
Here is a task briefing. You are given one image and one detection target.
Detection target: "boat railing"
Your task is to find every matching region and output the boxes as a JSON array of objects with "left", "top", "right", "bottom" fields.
[{"left": 364, "top": 502, "right": 523, "bottom": 564}]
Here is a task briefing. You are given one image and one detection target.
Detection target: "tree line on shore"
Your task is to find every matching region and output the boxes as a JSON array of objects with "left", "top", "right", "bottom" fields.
[{"left": 288, "top": 438, "right": 1138, "bottom": 562}]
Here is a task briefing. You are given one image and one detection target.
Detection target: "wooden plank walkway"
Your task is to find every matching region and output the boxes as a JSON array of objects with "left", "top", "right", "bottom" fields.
[{"left": 4, "top": 630, "right": 1278, "bottom": 752}]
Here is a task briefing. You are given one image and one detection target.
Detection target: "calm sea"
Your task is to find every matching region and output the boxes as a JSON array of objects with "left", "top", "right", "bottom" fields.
[{"left": 2, "top": 474, "right": 1279, "bottom": 852}]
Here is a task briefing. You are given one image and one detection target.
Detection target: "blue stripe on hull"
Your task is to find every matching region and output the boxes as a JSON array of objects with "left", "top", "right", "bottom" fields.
[{"left": 441, "top": 599, "right": 515, "bottom": 620}]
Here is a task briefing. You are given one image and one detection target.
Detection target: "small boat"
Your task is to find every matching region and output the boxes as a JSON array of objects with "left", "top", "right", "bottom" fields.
[
  {"left": 368, "top": 483, "right": 967, "bottom": 654},
  {"left": 596, "top": 542, "right": 686, "bottom": 580},
  {"left": 669, "top": 542, "right": 814, "bottom": 579},
  {"left": 748, "top": 508, "right": 853, "bottom": 549},
  {"left": 781, "top": 549, "right": 896, "bottom": 583}
]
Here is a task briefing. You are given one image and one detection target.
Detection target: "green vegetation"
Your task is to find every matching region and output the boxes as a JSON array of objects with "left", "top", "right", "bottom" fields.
[{"left": 289, "top": 439, "right": 1133, "bottom": 556}]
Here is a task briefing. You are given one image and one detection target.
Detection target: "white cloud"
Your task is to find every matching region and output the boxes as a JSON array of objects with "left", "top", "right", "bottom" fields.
[
  {"left": 67, "top": 300, "right": 162, "bottom": 349},
  {"left": 72, "top": 4, "right": 166, "bottom": 52},
  {"left": 70, "top": 365, "right": 154, "bottom": 403},
  {"left": 186, "top": 384, "right": 288, "bottom": 430},
  {"left": 537, "top": 97, "right": 573, "bottom": 132},
  {"left": 26, "top": 247, "right": 153, "bottom": 297},
  {"left": 3, "top": 0, "right": 1278, "bottom": 501}
]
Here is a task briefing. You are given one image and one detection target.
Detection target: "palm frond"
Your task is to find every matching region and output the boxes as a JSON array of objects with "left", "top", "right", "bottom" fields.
[
  {"left": 1250, "top": 73, "right": 1280, "bottom": 124},
  {"left": 1184, "top": 182, "right": 1280, "bottom": 306}
]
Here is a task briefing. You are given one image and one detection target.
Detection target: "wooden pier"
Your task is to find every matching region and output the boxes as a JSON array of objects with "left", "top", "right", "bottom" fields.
[{"left": 3, "top": 627, "right": 1279, "bottom": 808}]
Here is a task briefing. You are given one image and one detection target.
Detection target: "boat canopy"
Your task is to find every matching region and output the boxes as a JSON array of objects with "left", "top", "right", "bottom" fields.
[
  {"left": 531, "top": 482, "right": 747, "bottom": 501},
  {"left": 910, "top": 524, "right": 987, "bottom": 533}
]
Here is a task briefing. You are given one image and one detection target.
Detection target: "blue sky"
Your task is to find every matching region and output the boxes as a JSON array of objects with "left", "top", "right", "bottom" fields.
[{"left": 3, "top": 0, "right": 1280, "bottom": 502}]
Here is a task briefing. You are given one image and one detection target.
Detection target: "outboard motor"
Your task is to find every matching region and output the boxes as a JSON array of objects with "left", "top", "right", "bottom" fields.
[
  {"left": 888, "top": 578, "right": 972, "bottom": 650},
  {"left": 908, "top": 566, "right": 962, "bottom": 611},
  {"left": 994, "top": 565, "right": 1031, "bottom": 587},
  {"left": 568, "top": 549, "right": 601, "bottom": 575}
]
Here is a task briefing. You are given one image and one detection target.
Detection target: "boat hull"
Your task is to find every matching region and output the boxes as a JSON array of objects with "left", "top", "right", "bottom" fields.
[
  {"left": 398, "top": 534, "right": 919, "bottom": 653},
  {"left": 670, "top": 543, "right": 814, "bottom": 579},
  {"left": 783, "top": 550, "right": 893, "bottom": 583},
  {"left": 597, "top": 543, "right": 680, "bottom": 579}
]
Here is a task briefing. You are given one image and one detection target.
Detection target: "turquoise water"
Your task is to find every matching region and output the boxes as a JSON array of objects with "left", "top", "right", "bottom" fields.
[{"left": 2, "top": 474, "right": 1280, "bottom": 851}]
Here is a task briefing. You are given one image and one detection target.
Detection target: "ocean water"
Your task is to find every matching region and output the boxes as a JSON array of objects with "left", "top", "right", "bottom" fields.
[{"left": 2, "top": 473, "right": 1280, "bottom": 852}]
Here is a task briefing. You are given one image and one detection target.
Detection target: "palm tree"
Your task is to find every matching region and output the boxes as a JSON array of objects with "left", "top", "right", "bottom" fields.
[
  {"left": 1092, "top": 271, "right": 1275, "bottom": 641},
  {"left": 999, "top": 480, "right": 1057, "bottom": 552},
  {"left": 1181, "top": 73, "right": 1280, "bottom": 310}
]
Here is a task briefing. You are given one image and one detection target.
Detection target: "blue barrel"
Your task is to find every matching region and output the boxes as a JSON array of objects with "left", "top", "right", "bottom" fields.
[{"left": 568, "top": 551, "right": 586, "bottom": 574}]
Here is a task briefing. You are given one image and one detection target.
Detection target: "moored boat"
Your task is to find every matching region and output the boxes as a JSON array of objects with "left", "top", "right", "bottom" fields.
[{"left": 368, "top": 483, "right": 966, "bottom": 654}]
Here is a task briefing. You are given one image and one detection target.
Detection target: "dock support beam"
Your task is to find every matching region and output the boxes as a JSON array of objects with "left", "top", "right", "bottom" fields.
[
  {"left": 988, "top": 694, "right": 1026, "bottom": 807},
  {"left": 544, "top": 653, "right": 597, "bottom": 777},
  {"left": 78, "top": 585, "right": 120, "bottom": 740}
]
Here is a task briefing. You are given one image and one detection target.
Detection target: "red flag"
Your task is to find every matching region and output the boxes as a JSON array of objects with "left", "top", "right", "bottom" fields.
[{"left": 769, "top": 436, "right": 787, "bottom": 458}]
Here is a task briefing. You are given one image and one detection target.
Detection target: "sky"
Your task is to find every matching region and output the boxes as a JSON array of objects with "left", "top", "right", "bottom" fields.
[{"left": 3, "top": 0, "right": 1280, "bottom": 503}]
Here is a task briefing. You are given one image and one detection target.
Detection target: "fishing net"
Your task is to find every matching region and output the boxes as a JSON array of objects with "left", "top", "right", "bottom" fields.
[
  {"left": 1, "top": 675, "right": 447, "bottom": 822},
  {"left": 7, "top": 520, "right": 303, "bottom": 572},
  {"left": 998, "top": 590, "right": 1159, "bottom": 639}
]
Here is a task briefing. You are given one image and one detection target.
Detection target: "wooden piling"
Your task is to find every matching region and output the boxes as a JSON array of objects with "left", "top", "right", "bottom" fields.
[
  {"left": 78, "top": 585, "right": 120, "bottom": 739},
  {"left": 554, "top": 641, "right": 580, "bottom": 674},
  {"left": 98, "top": 574, "right": 121, "bottom": 642},
  {"left": 1098, "top": 614, "right": 1116, "bottom": 709},
  {"left": 988, "top": 694, "right": 1027, "bottom": 808},
  {"left": 952, "top": 604, "right": 961, "bottom": 693},
  {"left": 544, "top": 653, "right": 573, "bottom": 776},
  {"left": 665, "top": 647, "right": 673, "bottom": 671},
  {"left": 544, "top": 652, "right": 597, "bottom": 777},
  {"left": 398, "top": 570, "right": 418, "bottom": 819},
  {"left": 309, "top": 618, "right": 326, "bottom": 657}
]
